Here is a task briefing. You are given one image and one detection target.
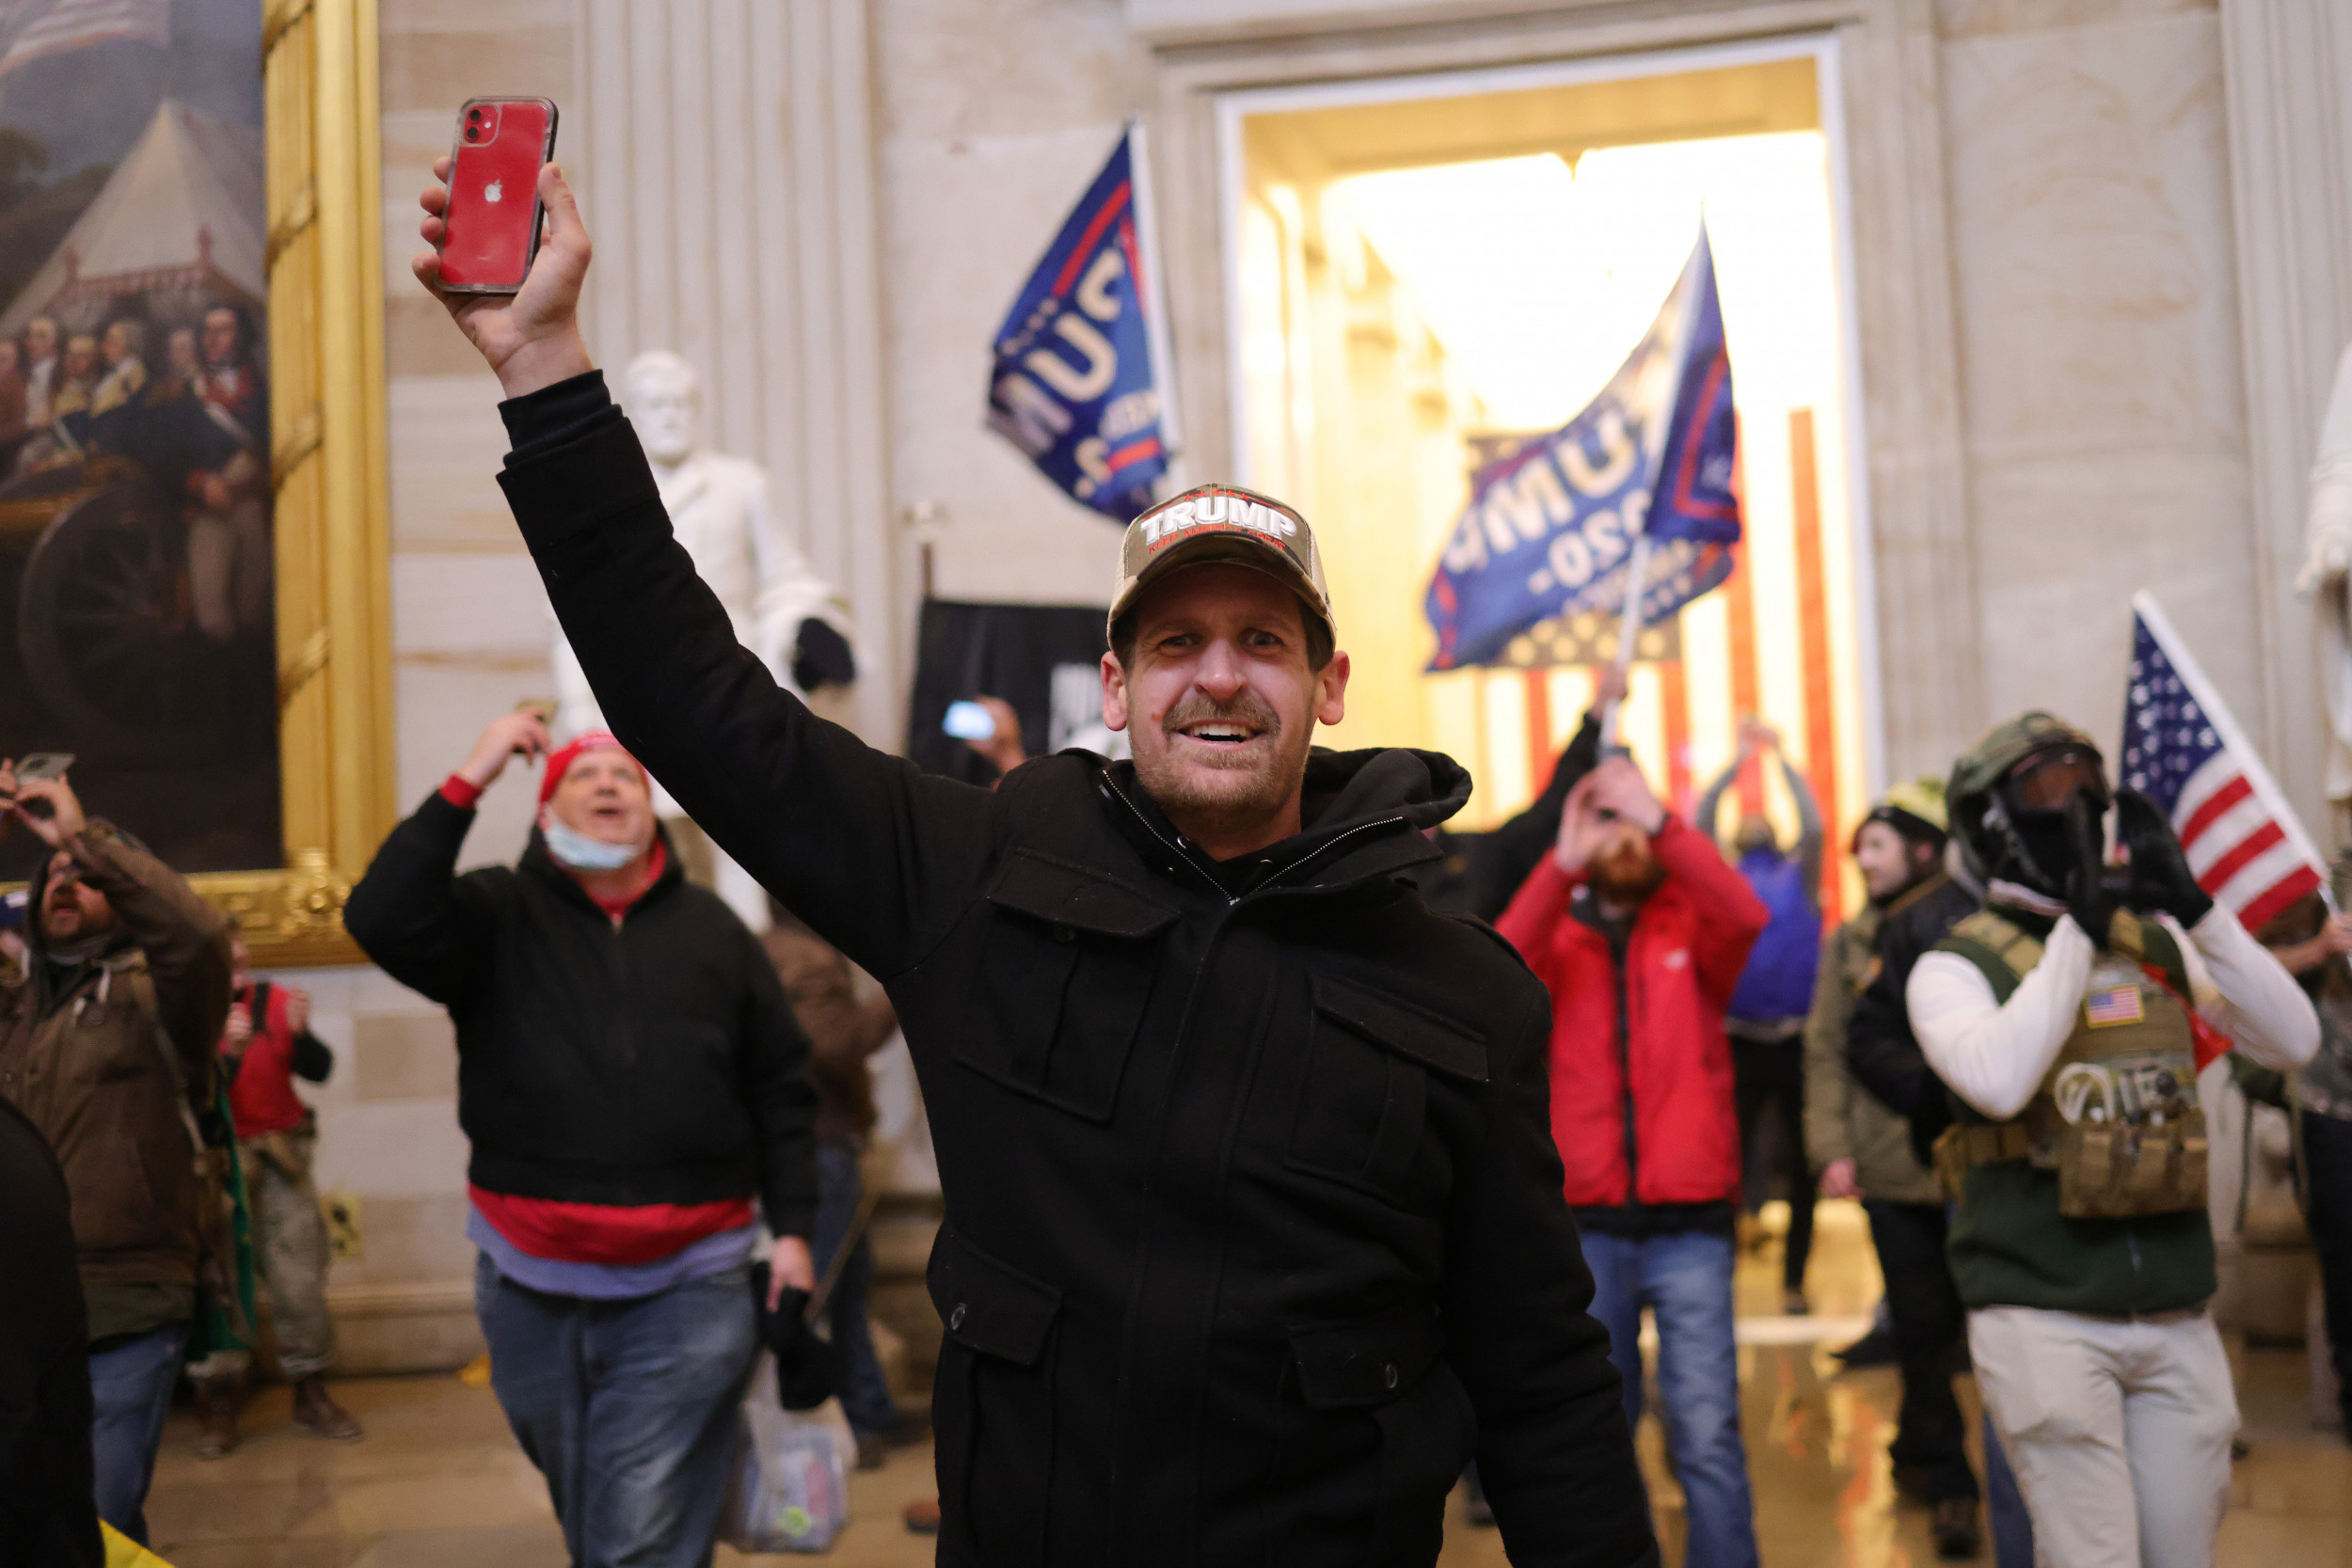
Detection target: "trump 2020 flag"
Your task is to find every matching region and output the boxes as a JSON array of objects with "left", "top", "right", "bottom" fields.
[
  {"left": 1425, "top": 228, "right": 1740, "bottom": 671},
  {"left": 2121, "top": 592, "right": 2324, "bottom": 931},
  {"left": 987, "top": 125, "right": 1174, "bottom": 522}
]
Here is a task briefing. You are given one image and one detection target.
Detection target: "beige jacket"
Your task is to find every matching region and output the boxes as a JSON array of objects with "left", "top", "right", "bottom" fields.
[{"left": 1803, "top": 897, "right": 1943, "bottom": 1205}]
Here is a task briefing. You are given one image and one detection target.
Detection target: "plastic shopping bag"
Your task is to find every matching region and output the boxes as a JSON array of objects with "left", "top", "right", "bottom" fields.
[{"left": 720, "top": 1352, "right": 854, "bottom": 1552}]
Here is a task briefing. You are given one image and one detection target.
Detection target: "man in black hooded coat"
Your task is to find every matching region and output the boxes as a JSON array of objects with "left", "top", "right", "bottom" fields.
[{"left": 405, "top": 158, "right": 1657, "bottom": 1568}]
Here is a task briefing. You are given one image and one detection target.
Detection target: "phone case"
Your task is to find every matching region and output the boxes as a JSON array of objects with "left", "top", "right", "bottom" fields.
[{"left": 438, "top": 97, "right": 559, "bottom": 294}]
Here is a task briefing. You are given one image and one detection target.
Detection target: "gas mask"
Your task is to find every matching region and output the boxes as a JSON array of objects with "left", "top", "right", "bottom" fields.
[{"left": 1988, "top": 745, "right": 2110, "bottom": 899}]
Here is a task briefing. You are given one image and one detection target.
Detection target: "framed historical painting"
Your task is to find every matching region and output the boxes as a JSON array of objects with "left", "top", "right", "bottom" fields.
[{"left": 0, "top": 0, "right": 390, "bottom": 965}]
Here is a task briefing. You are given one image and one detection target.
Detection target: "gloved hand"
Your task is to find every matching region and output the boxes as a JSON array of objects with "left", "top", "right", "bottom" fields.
[
  {"left": 2063, "top": 791, "right": 2121, "bottom": 944},
  {"left": 2117, "top": 787, "right": 2215, "bottom": 927}
]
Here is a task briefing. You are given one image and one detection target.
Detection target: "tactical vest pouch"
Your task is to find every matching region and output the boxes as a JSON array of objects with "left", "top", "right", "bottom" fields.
[{"left": 2054, "top": 1107, "right": 2207, "bottom": 1217}]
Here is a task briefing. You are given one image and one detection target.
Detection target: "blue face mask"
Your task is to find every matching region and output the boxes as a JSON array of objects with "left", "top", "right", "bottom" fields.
[{"left": 542, "top": 816, "right": 643, "bottom": 873}]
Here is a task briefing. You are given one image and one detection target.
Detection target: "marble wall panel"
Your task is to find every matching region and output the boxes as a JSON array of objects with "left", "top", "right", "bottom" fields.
[{"left": 1939, "top": 6, "right": 2258, "bottom": 734}]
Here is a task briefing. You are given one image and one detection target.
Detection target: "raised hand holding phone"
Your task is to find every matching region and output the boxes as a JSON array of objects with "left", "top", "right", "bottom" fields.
[
  {"left": 415, "top": 153, "right": 594, "bottom": 399},
  {"left": 436, "top": 99, "right": 559, "bottom": 294}
]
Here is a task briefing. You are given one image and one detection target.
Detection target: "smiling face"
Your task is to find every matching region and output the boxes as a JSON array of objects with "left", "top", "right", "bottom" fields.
[
  {"left": 546, "top": 747, "right": 656, "bottom": 853},
  {"left": 1102, "top": 562, "right": 1347, "bottom": 857},
  {"left": 40, "top": 851, "right": 116, "bottom": 945}
]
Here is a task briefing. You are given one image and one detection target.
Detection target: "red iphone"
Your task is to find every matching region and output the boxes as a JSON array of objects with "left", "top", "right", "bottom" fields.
[{"left": 437, "top": 97, "right": 558, "bottom": 293}]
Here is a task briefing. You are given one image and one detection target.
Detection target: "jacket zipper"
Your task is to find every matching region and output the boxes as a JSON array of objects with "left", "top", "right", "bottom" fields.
[
  {"left": 1616, "top": 948, "right": 1639, "bottom": 1206},
  {"left": 1099, "top": 776, "right": 1237, "bottom": 905}
]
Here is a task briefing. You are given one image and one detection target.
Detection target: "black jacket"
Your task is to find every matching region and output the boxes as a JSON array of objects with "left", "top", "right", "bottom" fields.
[
  {"left": 343, "top": 800, "right": 818, "bottom": 1239},
  {"left": 491, "top": 373, "right": 1656, "bottom": 1568},
  {"left": 0, "top": 1095, "right": 100, "bottom": 1568},
  {"left": 1845, "top": 874, "right": 1979, "bottom": 1164}
]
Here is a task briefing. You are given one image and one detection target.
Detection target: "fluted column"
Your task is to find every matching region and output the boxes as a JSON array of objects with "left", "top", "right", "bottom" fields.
[
  {"left": 2223, "top": 0, "right": 2352, "bottom": 841},
  {"left": 573, "top": 0, "right": 900, "bottom": 741}
]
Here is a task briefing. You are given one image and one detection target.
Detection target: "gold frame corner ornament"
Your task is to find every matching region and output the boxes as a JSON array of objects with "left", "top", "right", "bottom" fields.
[{"left": 199, "top": 0, "right": 392, "bottom": 969}]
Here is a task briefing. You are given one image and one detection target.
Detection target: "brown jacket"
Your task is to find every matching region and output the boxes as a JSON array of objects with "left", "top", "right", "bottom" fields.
[
  {"left": 0, "top": 825, "right": 233, "bottom": 1301},
  {"left": 764, "top": 912, "right": 898, "bottom": 1148}
]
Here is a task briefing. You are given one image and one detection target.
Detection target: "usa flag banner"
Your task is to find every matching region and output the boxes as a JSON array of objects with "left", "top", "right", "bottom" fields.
[
  {"left": 1424, "top": 227, "right": 1740, "bottom": 672},
  {"left": 986, "top": 123, "right": 1175, "bottom": 523},
  {"left": 2120, "top": 592, "right": 2324, "bottom": 931}
]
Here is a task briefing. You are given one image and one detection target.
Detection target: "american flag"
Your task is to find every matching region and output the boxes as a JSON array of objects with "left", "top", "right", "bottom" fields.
[
  {"left": 2120, "top": 593, "right": 2323, "bottom": 932},
  {"left": 0, "top": 0, "right": 168, "bottom": 82}
]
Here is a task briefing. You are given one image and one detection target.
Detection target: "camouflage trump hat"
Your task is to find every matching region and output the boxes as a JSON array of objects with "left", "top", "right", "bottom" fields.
[{"left": 1108, "top": 483, "right": 1335, "bottom": 648}]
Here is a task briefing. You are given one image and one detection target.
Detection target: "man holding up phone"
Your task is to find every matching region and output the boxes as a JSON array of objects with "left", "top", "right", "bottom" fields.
[
  {"left": 412, "top": 159, "right": 1656, "bottom": 1565},
  {"left": 0, "top": 762, "right": 234, "bottom": 1544}
]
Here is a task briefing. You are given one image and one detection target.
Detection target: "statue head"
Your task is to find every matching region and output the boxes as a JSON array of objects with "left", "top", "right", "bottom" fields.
[{"left": 624, "top": 350, "right": 701, "bottom": 466}]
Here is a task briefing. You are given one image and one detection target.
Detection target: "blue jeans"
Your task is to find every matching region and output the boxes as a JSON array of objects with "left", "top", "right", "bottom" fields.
[
  {"left": 475, "top": 1255, "right": 757, "bottom": 1568},
  {"left": 88, "top": 1319, "right": 191, "bottom": 1544},
  {"left": 1581, "top": 1229, "right": 1760, "bottom": 1568},
  {"left": 813, "top": 1141, "right": 900, "bottom": 1437}
]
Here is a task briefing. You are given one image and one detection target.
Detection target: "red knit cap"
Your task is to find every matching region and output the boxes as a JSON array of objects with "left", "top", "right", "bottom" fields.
[{"left": 538, "top": 731, "right": 648, "bottom": 810}]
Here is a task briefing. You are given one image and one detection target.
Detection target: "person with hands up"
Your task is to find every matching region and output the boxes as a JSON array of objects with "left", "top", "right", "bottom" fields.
[
  {"left": 421, "top": 151, "right": 1661, "bottom": 1567},
  {"left": 1905, "top": 713, "right": 2316, "bottom": 1568},
  {"left": 0, "top": 764, "right": 233, "bottom": 1545},
  {"left": 1499, "top": 752, "right": 1770, "bottom": 1568},
  {"left": 342, "top": 711, "right": 818, "bottom": 1568}
]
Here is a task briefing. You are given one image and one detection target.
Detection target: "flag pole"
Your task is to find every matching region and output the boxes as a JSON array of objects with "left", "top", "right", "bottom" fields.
[
  {"left": 2130, "top": 590, "right": 2329, "bottom": 884},
  {"left": 1124, "top": 116, "right": 1182, "bottom": 487},
  {"left": 1600, "top": 535, "right": 1650, "bottom": 748}
]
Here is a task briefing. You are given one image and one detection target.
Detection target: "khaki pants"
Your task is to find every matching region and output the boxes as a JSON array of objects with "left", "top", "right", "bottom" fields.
[{"left": 1968, "top": 1305, "right": 2238, "bottom": 1568}]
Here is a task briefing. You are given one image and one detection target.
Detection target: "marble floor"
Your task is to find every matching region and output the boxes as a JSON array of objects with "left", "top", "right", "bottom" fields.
[{"left": 142, "top": 1204, "right": 2352, "bottom": 1567}]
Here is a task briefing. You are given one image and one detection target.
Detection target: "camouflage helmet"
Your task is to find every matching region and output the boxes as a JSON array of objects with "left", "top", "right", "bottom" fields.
[
  {"left": 1947, "top": 712, "right": 2102, "bottom": 811},
  {"left": 1946, "top": 711, "right": 2105, "bottom": 889}
]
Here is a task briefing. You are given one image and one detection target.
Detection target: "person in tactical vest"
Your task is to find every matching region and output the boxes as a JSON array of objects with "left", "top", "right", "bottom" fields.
[
  {"left": 1804, "top": 779, "right": 1989, "bottom": 1560},
  {"left": 1906, "top": 713, "right": 2316, "bottom": 1568}
]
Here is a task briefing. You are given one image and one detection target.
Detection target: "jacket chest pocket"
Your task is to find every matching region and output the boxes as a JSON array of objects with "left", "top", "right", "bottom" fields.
[
  {"left": 1286, "top": 974, "right": 1487, "bottom": 1206},
  {"left": 958, "top": 850, "right": 1177, "bottom": 1123}
]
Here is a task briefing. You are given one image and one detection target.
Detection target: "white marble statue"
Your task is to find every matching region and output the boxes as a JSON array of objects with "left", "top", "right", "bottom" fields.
[
  {"left": 553, "top": 349, "right": 850, "bottom": 931},
  {"left": 2297, "top": 343, "right": 2352, "bottom": 809}
]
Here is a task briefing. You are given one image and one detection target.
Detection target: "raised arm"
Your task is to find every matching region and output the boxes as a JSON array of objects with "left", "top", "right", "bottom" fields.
[
  {"left": 1777, "top": 752, "right": 1824, "bottom": 898},
  {"left": 414, "top": 162, "right": 998, "bottom": 977},
  {"left": 16, "top": 776, "right": 230, "bottom": 1078},
  {"left": 343, "top": 711, "right": 544, "bottom": 1006}
]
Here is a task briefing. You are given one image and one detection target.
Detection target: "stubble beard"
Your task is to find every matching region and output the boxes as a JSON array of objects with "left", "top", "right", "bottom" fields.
[{"left": 1132, "top": 690, "right": 1311, "bottom": 842}]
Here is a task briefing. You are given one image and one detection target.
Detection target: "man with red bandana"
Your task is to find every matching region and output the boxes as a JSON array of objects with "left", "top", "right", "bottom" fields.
[{"left": 343, "top": 709, "right": 818, "bottom": 1568}]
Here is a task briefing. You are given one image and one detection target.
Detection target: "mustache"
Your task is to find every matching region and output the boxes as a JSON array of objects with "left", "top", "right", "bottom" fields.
[{"left": 1162, "top": 689, "right": 1281, "bottom": 738}]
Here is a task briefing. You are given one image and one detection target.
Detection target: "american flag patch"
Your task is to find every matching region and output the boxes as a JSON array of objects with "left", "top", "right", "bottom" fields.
[{"left": 2084, "top": 986, "right": 2144, "bottom": 1028}]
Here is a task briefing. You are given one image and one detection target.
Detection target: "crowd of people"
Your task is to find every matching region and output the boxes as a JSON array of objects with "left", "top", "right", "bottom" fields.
[{"left": 6, "top": 153, "right": 2352, "bottom": 1568}]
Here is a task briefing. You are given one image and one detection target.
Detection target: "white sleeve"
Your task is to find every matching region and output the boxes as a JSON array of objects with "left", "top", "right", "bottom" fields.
[
  {"left": 1906, "top": 916, "right": 2098, "bottom": 1121},
  {"left": 2183, "top": 906, "right": 2321, "bottom": 1070}
]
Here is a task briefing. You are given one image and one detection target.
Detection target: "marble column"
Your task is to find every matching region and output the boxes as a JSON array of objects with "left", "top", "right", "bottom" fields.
[
  {"left": 2222, "top": 0, "right": 2352, "bottom": 842},
  {"left": 573, "top": 0, "right": 903, "bottom": 742}
]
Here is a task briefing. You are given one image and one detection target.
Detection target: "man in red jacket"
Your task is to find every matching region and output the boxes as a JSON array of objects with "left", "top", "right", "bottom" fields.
[{"left": 1500, "top": 754, "right": 1769, "bottom": 1568}]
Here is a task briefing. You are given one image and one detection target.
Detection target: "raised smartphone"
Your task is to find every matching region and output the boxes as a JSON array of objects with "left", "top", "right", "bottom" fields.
[
  {"left": 942, "top": 701, "right": 996, "bottom": 743},
  {"left": 11, "top": 751, "right": 72, "bottom": 817},
  {"left": 437, "top": 97, "right": 559, "bottom": 293}
]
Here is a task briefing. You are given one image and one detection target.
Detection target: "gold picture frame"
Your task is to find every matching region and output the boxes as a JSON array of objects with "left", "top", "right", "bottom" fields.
[{"left": 196, "top": 0, "right": 393, "bottom": 968}]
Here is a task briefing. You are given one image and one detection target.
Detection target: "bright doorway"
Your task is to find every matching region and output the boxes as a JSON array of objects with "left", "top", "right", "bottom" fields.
[{"left": 1219, "top": 41, "right": 1879, "bottom": 916}]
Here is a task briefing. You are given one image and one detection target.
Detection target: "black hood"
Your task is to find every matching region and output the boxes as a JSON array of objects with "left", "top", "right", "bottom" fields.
[{"left": 1097, "top": 743, "right": 1471, "bottom": 898}]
